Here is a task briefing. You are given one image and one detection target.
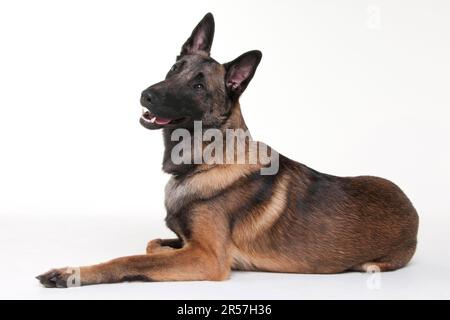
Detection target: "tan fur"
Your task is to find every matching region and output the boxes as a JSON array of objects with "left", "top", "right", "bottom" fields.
[
  {"left": 232, "top": 173, "right": 290, "bottom": 243},
  {"left": 165, "top": 163, "right": 261, "bottom": 213}
]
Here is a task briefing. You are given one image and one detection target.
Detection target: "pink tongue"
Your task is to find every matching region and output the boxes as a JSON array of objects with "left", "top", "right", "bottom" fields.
[{"left": 155, "top": 117, "right": 171, "bottom": 125}]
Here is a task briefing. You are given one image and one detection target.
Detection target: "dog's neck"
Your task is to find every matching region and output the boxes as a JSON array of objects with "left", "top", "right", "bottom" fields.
[{"left": 162, "top": 102, "right": 249, "bottom": 177}]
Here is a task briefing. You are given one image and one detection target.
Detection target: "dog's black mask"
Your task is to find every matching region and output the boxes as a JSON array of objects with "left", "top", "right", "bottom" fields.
[{"left": 140, "top": 13, "right": 262, "bottom": 130}]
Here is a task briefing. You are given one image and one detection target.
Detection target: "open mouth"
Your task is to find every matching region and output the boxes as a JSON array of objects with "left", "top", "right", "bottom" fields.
[
  {"left": 140, "top": 107, "right": 187, "bottom": 128},
  {"left": 141, "top": 108, "right": 171, "bottom": 125}
]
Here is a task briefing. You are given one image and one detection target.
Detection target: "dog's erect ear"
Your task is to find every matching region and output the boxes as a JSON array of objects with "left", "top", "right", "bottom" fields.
[
  {"left": 224, "top": 50, "right": 262, "bottom": 99},
  {"left": 180, "top": 13, "right": 215, "bottom": 57}
]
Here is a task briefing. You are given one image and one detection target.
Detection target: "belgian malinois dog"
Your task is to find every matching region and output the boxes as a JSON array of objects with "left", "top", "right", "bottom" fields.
[{"left": 37, "top": 13, "right": 418, "bottom": 288}]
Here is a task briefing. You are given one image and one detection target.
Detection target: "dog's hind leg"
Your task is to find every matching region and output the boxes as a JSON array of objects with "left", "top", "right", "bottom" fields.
[{"left": 350, "top": 241, "right": 417, "bottom": 272}]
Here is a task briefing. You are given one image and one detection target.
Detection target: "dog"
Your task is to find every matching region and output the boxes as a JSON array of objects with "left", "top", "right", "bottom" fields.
[{"left": 37, "top": 13, "right": 418, "bottom": 287}]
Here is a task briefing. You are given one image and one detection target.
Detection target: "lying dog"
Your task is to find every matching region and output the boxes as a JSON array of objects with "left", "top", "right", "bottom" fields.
[{"left": 37, "top": 13, "right": 418, "bottom": 287}]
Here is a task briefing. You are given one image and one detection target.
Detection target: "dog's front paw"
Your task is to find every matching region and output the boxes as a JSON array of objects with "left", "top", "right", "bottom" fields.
[
  {"left": 36, "top": 267, "right": 80, "bottom": 288},
  {"left": 146, "top": 238, "right": 174, "bottom": 254}
]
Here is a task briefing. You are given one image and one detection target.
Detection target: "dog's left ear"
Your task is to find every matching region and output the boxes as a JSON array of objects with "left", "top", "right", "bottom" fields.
[
  {"left": 224, "top": 50, "right": 262, "bottom": 99},
  {"left": 180, "top": 13, "right": 215, "bottom": 57}
]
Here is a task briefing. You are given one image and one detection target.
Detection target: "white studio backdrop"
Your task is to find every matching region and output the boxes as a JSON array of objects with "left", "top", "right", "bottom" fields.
[{"left": 0, "top": 0, "right": 449, "bottom": 299}]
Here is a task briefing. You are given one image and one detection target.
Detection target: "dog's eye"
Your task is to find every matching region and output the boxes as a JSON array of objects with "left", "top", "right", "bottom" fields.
[
  {"left": 170, "top": 64, "right": 177, "bottom": 72},
  {"left": 193, "top": 83, "right": 204, "bottom": 90}
]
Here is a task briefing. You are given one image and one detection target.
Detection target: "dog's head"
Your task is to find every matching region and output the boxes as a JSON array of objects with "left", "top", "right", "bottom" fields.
[{"left": 140, "top": 13, "right": 262, "bottom": 130}]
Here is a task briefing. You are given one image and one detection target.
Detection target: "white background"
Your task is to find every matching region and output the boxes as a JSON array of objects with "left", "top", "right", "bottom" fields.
[{"left": 0, "top": 0, "right": 449, "bottom": 299}]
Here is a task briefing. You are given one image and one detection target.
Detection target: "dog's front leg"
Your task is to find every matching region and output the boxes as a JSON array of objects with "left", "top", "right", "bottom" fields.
[
  {"left": 146, "top": 238, "right": 183, "bottom": 254},
  {"left": 37, "top": 245, "right": 230, "bottom": 288}
]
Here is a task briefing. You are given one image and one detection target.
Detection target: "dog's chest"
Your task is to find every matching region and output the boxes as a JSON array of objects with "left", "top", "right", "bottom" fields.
[
  {"left": 164, "top": 176, "right": 195, "bottom": 214},
  {"left": 164, "top": 175, "right": 199, "bottom": 233}
]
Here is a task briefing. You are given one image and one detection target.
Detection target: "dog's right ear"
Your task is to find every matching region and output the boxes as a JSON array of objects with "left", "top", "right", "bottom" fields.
[
  {"left": 179, "top": 13, "right": 215, "bottom": 58},
  {"left": 224, "top": 50, "right": 262, "bottom": 99}
]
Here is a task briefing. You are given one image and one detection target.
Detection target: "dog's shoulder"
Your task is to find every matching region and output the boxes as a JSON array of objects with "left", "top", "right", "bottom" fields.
[{"left": 164, "top": 164, "right": 262, "bottom": 213}]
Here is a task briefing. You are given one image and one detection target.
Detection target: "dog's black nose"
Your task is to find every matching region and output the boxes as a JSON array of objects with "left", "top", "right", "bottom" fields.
[{"left": 141, "top": 91, "right": 153, "bottom": 105}]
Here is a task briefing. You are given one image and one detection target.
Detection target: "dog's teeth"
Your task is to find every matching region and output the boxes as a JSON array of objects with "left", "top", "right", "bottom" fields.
[
  {"left": 142, "top": 107, "right": 147, "bottom": 115},
  {"left": 150, "top": 117, "right": 156, "bottom": 123}
]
